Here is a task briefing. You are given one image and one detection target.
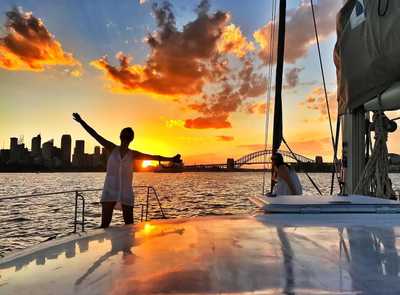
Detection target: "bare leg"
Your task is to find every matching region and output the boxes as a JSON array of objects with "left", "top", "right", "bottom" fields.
[
  {"left": 100, "top": 201, "right": 116, "bottom": 228},
  {"left": 122, "top": 205, "right": 134, "bottom": 225}
]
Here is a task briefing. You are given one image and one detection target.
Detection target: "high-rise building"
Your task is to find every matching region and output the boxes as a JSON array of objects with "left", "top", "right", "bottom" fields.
[
  {"left": 31, "top": 134, "right": 41, "bottom": 157},
  {"left": 10, "top": 137, "right": 18, "bottom": 151},
  {"left": 72, "top": 140, "right": 85, "bottom": 167},
  {"left": 94, "top": 146, "right": 101, "bottom": 156},
  {"left": 42, "top": 140, "right": 54, "bottom": 161},
  {"left": 93, "top": 146, "right": 101, "bottom": 167},
  {"left": 61, "top": 134, "right": 72, "bottom": 165},
  {"left": 9, "top": 137, "right": 19, "bottom": 163}
]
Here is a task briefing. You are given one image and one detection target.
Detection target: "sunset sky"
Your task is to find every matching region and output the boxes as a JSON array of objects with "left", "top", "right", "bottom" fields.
[{"left": 1, "top": 0, "right": 398, "bottom": 164}]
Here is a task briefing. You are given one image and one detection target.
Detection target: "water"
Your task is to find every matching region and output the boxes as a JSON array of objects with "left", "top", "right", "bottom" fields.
[{"left": 1, "top": 172, "right": 399, "bottom": 256}]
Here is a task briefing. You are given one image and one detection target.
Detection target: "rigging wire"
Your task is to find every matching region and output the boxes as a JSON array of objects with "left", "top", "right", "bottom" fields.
[
  {"left": 262, "top": 0, "right": 277, "bottom": 195},
  {"left": 310, "top": 0, "right": 341, "bottom": 194},
  {"left": 282, "top": 137, "right": 323, "bottom": 195},
  {"left": 378, "top": 0, "right": 389, "bottom": 17}
]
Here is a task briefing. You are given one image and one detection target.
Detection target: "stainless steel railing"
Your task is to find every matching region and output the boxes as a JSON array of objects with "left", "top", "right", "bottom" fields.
[{"left": 0, "top": 186, "right": 167, "bottom": 233}]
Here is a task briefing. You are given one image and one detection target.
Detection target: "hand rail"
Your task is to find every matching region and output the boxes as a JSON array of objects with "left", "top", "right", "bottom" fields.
[{"left": 0, "top": 186, "right": 167, "bottom": 233}]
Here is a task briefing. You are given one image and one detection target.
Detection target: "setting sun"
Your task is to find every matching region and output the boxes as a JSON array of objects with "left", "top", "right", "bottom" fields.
[{"left": 142, "top": 160, "right": 155, "bottom": 168}]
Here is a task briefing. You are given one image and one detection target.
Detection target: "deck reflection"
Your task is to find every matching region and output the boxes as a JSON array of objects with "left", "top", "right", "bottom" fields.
[{"left": 1, "top": 215, "right": 400, "bottom": 294}]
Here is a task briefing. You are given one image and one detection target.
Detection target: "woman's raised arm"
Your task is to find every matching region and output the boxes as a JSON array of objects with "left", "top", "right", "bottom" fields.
[
  {"left": 132, "top": 150, "right": 181, "bottom": 163},
  {"left": 72, "top": 113, "right": 116, "bottom": 151}
]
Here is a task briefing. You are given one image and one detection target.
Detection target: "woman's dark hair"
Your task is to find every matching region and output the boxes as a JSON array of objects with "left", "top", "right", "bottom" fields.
[
  {"left": 120, "top": 127, "right": 134, "bottom": 142},
  {"left": 271, "top": 153, "right": 286, "bottom": 167}
]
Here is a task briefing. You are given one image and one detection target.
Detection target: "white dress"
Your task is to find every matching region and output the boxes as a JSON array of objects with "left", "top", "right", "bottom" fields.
[
  {"left": 273, "top": 167, "right": 303, "bottom": 196},
  {"left": 101, "top": 147, "right": 134, "bottom": 206}
]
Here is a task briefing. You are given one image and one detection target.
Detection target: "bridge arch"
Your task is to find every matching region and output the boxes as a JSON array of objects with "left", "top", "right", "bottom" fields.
[{"left": 234, "top": 149, "right": 314, "bottom": 167}]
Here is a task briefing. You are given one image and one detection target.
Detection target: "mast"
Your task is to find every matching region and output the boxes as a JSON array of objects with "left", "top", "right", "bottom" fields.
[
  {"left": 270, "top": 0, "right": 286, "bottom": 193},
  {"left": 272, "top": 0, "right": 286, "bottom": 154},
  {"left": 342, "top": 108, "right": 366, "bottom": 194}
]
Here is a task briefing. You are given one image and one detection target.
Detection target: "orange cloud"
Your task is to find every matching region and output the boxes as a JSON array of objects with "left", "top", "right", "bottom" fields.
[
  {"left": 184, "top": 114, "right": 231, "bottom": 129},
  {"left": 91, "top": 1, "right": 267, "bottom": 129},
  {"left": 0, "top": 7, "right": 80, "bottom": 72},
  {"left": 91, "top": 1, "right": 231, "bottom": 97},
  {"left": 245, "top": 102, "right": 269, "bottom": 114},
  {"left": 216, "top": 135, "right": 234, "bottom": 142},
  {"left": 217, "top": 24, "right": 254, "bottom": 58},
  {"left": 300, "top": 87, "right": 338, "bottom": 121},
  {"left": 184, "top": 58, "right": 267, "bottom": 129},
  {"left": 254, "top": 0, "right": 340, "bottom": 64}
]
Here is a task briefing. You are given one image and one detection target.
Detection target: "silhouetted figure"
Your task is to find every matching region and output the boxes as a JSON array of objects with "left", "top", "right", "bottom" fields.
[
  {"left": 271, "top": 153, "right": 302, "bottom": 196},
  {"left": 73, "top": 113, "right": 180, "bottom": 228}
]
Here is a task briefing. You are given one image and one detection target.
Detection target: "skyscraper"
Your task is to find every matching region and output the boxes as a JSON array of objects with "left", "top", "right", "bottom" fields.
[
  {"left": 94, "top": 146, "right": 101, "bottom": 156},
  {"left": 31, "top": 134, "right": 41, "bottom": 157},
  {"left": 42, "top": 140, "right": 54, "bottom": 161},
  {"left": 61, "top": 134, "right": 72, "bottom": 165},
  {"left": 10, "top": 137, "right": 18, "bottom": 151},
  {"left": 9, "top": 137, "right": 19, "bottom": 163},
  {"left": 72, "top": 140, "right": 85, "bottom": 167},
  {"left": 93, "top": 146, "right": 101, "bottom": 167}
]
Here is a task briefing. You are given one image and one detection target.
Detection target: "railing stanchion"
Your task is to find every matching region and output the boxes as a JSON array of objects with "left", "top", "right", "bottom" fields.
[
  {"left": 81, "top": 192, "right": 85, "bottom": 232},
  {"left": 145, "top": 187, "right": 150, "bottom": 221},
  {"left": 141, "top": 204, "right": 144, "bottom": 222},
  {"left": 151, "top": 187, "right": 166, "bottom": 219},
  {"left": 1, "top": 185, "right": 165, "bottom": 234},
  {"left": 74, "top": 191, "right": 78, "bottom": 233}
]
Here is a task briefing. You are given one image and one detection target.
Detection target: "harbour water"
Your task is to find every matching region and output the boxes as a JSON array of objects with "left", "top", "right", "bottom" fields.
[{"left": 1, "top": 172, "right": 399, "bottom": 256}]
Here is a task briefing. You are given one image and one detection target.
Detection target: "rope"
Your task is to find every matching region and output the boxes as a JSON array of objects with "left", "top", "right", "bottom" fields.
[
  {"left": 354, "top": 97, "right": 395, "bottom": 198},
  {"left": 310, "top": 0, "right": 341, "bottom": 195},
  {"left": 262, "top": 0, "right": 277, "bottom": 195},
  {"left": 378, "top": 0, "right": 389, "bottom": 17},
  {"left": 282, "top": 137, "right": 322, "bottom": 195},
  {"left": 330, "top": 114, "right": 343, "bottom": 195},
  {"left": 310, "top": 0, "right": 335, "bottom": 151}
]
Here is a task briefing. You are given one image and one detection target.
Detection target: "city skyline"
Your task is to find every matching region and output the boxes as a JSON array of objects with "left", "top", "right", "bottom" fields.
[{"left": 1, "top": 132, "right": 105, "bottom": 170}]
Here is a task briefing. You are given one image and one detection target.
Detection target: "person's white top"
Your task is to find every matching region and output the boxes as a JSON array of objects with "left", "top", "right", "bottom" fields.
[
  {"left": 273, "top": 167, "right": 302, "bottom": 196},
  {"left": 101, "top": 147, "right": 134, "bottom": 206}
]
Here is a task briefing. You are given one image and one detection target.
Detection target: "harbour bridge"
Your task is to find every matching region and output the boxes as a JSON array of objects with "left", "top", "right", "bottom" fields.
[
  {"left": 234, "top": 149, "right": 314, "bottom": 167},
  {"left": 184, "top": 149, "right": 315, "bottom": 170}
]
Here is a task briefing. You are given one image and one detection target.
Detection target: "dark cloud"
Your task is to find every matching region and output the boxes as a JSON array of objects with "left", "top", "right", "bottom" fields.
[
  {"left": 254, "top": 0, "right": 340, "bottom": 64},
  {"left": 285, "top": 67, "right": 303, "bottom": 89},
  {"left": 0, "top": 7, "right": 79, "bottom": 72}
]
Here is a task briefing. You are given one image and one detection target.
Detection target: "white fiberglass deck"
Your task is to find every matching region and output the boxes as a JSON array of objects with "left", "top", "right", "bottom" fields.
[
  {"left": 250, "top": 194, "right": 400, "bottom": 213},
  {"left": 2, "top": 213, "right": 400, "bottom": 294}
]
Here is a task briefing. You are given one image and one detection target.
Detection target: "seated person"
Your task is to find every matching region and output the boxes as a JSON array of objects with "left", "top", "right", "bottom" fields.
[{"left": 271, "top": 153, "right": 302, "bottom": 196}]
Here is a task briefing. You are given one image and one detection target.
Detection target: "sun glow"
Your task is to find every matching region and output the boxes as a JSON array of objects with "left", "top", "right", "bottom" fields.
[
  {"left": 143, "top": 222, "right": 156, "bottom": 235},
  {"left": 142, "top": 160, "right": 155, "bottom": 168}
]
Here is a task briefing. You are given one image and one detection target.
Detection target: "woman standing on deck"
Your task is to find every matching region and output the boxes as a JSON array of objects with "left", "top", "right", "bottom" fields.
[
  {"left": 73, "top": 113, "right": 181, "bottom": 228},
  {"left": 271, "top": 153, "right": 302, "bottom": 196}
]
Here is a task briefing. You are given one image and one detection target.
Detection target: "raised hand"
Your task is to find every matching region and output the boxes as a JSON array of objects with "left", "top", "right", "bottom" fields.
[
  {"left": 72, "top": 113, "right": 83, "bottom": 123},
  {"left": 172, "top": 154, "right": 182, "bottom": 163}
]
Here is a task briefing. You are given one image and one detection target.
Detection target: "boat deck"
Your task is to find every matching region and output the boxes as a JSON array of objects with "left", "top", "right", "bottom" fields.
[{"left": 2, "top": 213, "right": 400, "bottom": 294}]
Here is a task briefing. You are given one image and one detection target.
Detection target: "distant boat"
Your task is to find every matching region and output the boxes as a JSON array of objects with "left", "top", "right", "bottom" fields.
[{"left": 154, "top": 162, "right": 184, "bottom": 173}]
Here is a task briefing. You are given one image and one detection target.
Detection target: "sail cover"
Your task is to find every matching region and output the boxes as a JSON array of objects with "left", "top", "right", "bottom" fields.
[{"left": 335, "top": 0, "right": 400, "bottom": 114}]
